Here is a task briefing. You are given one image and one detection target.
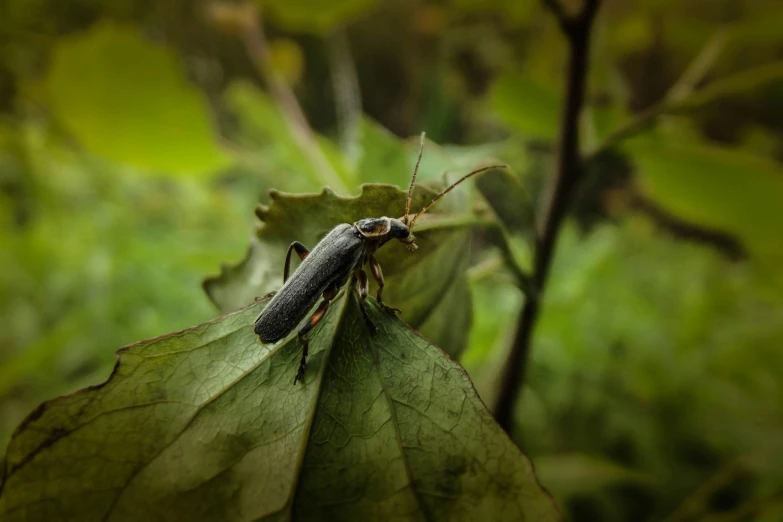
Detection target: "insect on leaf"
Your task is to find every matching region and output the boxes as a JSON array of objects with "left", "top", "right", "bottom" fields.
[
  {"left": 0, "top": 296, "right": 562, "bottom": 522},
  {"left": 203, "top": 183, "right": 477, "bottom": 358}
]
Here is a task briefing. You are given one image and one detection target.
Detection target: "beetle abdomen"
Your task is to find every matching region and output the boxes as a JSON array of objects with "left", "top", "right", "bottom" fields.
[{"left": 254, "top": 224, "right": 365, "bottom": 343}]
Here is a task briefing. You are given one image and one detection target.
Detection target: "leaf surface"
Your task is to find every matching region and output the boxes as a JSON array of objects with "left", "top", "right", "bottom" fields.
[{"left": 0, "top": 296, "right": 561, "bottom": 522}]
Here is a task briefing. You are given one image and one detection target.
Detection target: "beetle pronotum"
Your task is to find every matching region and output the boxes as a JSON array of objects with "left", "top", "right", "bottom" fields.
[{"left": 254, "top": 133, "right": 507, "bottom": 384}]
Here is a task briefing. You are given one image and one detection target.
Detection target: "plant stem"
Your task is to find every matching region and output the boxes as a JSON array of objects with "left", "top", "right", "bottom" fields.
[{"left": 493, "top": 0, "right": 601, "bottom": 432}]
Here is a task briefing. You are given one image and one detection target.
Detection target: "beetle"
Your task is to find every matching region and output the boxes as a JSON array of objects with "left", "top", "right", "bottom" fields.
[{"left": 254, "top": 132, "right": 506, "bottom": 384}]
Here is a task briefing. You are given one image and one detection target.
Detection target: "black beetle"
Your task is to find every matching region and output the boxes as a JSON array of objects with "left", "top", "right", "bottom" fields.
[{"left": 254, "top": 133, "right": 506, "bottom": 383}]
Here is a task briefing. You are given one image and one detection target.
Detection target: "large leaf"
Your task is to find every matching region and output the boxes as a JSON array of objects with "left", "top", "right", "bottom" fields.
[
  {"left": 203, "top": 183, "right": 480, "bottom": 358},
  {"left": 0, "top": 296, "right": 562, "bottom": 522},
  {"left": 45, "top": 23, "right": 229, "bottom": 175}
]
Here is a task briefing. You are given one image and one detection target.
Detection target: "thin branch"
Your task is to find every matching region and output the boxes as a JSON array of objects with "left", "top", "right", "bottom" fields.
[
  {"left": 238, "top": 5, "right": 348, "bottom": 192},
  {"left": 466, "top": 253, "right": 506, "bottom": 284},
  {"left": 586, "top": 59, "right": 783, "bottom": 162},
  {"left": 666, "top": 28, "right": 729, "bottom": 103},
  {"left": 493, "top": 0, "right": 601, "bottom": 431}
]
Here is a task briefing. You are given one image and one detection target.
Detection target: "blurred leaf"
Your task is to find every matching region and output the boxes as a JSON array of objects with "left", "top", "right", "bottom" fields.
[
  {"left": 45, "top": 23, "right": 229, "bottom": 175},
  {"left": 0, "top": 121, "right": 255, "bottom": 458},
  {"left": 225, "top": 82, "right": 353, "bottom": 191},
  {"left": 203, "top": 184, "right": 476, "bottom": 357},
  {"left": 628, "top": 137, "right": 783, "bottom": 260},
  {"left": 357, "top": 126, "right": 495, "bottom": 190},
  {"left": 733, "top": 5, "right": 783, "bottom": 46},
  {"left": 608, "top": 14, "right": 654, "bottom": 54},
  {"left": 475, "top": 167, "right": 535, "bottom": 282},
  {"left": 0, "top": 297, "right": 562, "bottom": 522},
  {"left": 356, "top": 117, "right": 410, "bottom": 186},
  {"left": 262, "top": 0, "right": 379, "bottom": 34},
  {"left": 517, "top": 221, "right": 783, "bottom": 518},
  {"left": 476, "top": 168, "right": 534, "bottom": 236},
  {"left": 535, "top": 454, "right": 655, "bottom": 499},
  {"left": 490, "top": 73, "right": 561, "bottom": 141}
]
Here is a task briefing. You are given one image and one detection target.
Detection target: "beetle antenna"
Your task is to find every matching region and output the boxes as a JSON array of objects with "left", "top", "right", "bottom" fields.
[
  {"left": 403, "top": 132, "right": 426, "bottom": 225},
  {"left": 408, "top": 164, "right": 508, "bottom": 232}
]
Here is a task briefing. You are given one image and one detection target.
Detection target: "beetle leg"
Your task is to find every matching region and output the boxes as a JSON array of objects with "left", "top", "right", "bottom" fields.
[
  {"left": 369, "top": 255, "right": 401, "bottom": 314},
  {"left": 353, "top": 269, "right": 377, "bottom": 334},
  {"left": 294, "top": 287, "right": 337, "bottom": 384},
  {"left": 284, "top": 241, "right": 310, "bottom": 283},
  {"left": 356, "top": 270, "right": 368, "bottom": 301}
]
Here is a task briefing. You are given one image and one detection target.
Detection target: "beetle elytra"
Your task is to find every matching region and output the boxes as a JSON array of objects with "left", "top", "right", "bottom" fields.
[{"left": 254, "top": 133, "right": 507, "bottom": 384}]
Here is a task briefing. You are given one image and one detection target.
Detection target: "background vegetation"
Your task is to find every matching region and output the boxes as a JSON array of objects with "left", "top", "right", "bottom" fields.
[{"left": 1, "top": 0, "right": 782, "bottom": 520}]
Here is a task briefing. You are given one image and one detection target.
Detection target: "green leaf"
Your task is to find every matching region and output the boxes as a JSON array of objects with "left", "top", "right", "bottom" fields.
[
  {"left": 203, "top": 184, "right": 475, "bottom": 358},
  {"left": 45, "top": 22, "right": 229, "bottom": 175},
  {"left": 490, "top": 73, "right": 561, "bottom": 141},
  {"left": 262, "top": 0, "right": 379, "bottom": 34},
  {"left": 0, "top": 297, "right": 562, "bottom": 522},
  {"left": 629, "top": 137, "right": 783, "bottom": 260}
]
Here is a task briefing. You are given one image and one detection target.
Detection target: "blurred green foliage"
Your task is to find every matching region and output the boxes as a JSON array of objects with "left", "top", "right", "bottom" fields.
[
  {"left": 46, "top": 23, "right": 229, "bottom": 174},
  {"left": 0, "top": 121, "right": 257, "bottom": 460},
  {"left": 1, "top": 0, "right": 783, "bottom": 520}
]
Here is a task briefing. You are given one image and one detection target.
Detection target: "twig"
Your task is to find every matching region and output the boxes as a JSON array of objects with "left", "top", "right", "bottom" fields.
[
  {"left": 238, "top": 4, "right": 348, "bottom": 192},
  {"left": 466, "top": 253, "right": 506, "bottom": 284},
  {"left": 493, "top": 0, "right": 601, "bottom": 431},
  {"left": 586, "top": 59, "right": 783, "bottom": 162},
  {"left": 666, "top": 29, "right": 729, "bottom": 104}
]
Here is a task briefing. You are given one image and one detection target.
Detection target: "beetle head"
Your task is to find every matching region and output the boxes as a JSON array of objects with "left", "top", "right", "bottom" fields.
[
  {"left": 390, "top": 218, "right": 418, "bottom": 252},
  {"left": 354, "top": 217, "right": 418, "bottom": 252}
]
